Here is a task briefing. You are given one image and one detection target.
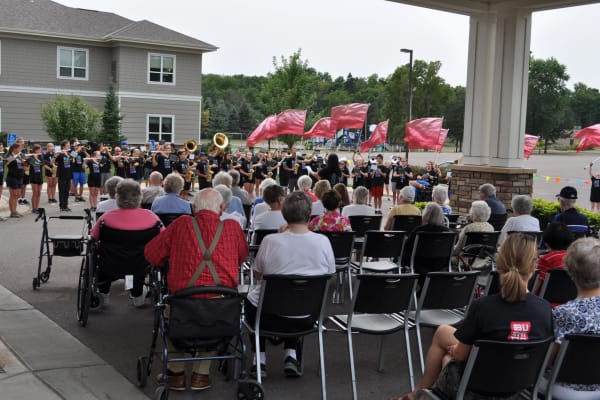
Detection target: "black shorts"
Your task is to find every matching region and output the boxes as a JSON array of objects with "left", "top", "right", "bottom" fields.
[
  {"left": 6, "top": 176, "right": 23, "bottom": 189},
  {"left": 591, "top": 188, "right": 600, "bottom": 203},
  {"left": 22, "top": 174, "right": 30, "bottom": 185},
  {"left": 183, "top": 181, "right": 191, "bottom": 191},
  {"left": 88, "top": 176, "right": 102, "bottom": 188}
]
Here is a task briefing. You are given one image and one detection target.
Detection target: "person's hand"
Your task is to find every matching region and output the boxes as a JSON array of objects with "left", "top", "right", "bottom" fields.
[{"left": 447, "top": 344, "right": 457, "bottom": 358}]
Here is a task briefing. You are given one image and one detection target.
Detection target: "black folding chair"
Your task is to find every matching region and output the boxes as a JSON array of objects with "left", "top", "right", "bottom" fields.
[
  {"left": 392, "top": 215, "right": 422, "bottom": 232},
  {"left": 415, "top": 337, "right": 554, "bottom": 400},
  {"left": 155, "top": 212, "right": 191, "bottom": 227},
  {"left": 244, "top": 274, "right": 332, "bottom": 398},
  {"left": 567, "top": 224, "right": 590, "bottom": 239},
  {"left": 538, "top": 268, "right": 577, "bottom": 304},
  {"left": 544, "top": 334, "right": 600, "bottom": 400},
  {"left": 407, "top": 231, "right": 458, "bottom": 277},
  {"left": 410, "top": 271, "right": 480, "bottom": 372},
  {"left": 482, "top": 269, "right": 540, "bottom": 297},
  {"left": 320, "top": 231, "right": 356, "bottom": 303},
  {"left": 457, "top": 231, "right": 500, "bottom": 271},
  {"left": 349, "top": 215, "right": 383, "bottom": 249},
  {"left": 355, "top": 231, "right": 406, "bottom": 274},
  {"left": 488, "top": 213, "right": 507, "bottom": 231},
  {"left": 328, "top": 274, "right": 419, "bottom": 399}
]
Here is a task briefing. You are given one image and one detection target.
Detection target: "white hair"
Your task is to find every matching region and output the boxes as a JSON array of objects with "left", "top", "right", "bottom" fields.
[
  {"left": 399, "top": 186, "right": 415, "bottom": 203},
  {"left": 163, "top": 173, "right": 184, "bottom": 194},
  {"left": 192, "top": 188, "right": 223, "bottom": 214},
  {"left": 212, "top": 171, "right": 233, "bottom": 188},
  {"left": 213, "top": 184, "right": 232, "bottom": 207},
  {"left": 298, "top": 175, "right": 313, "bottom": 191},
  {"left": 469, "top": 200, "right": 491, "bottom": 222}
]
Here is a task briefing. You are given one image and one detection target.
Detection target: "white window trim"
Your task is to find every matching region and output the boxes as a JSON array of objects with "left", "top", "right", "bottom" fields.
[
  {"left": 0, "top": 40, "right": 2, "bottom": 76},
  {"left": 57, "top": 46, "right": 89, "bottom": 81},
  {"left": 146, "top": 114, "right": 175, "bottom": 143},
  {"left": 147, "top": 53, "right": 176, "bottom": 86}
]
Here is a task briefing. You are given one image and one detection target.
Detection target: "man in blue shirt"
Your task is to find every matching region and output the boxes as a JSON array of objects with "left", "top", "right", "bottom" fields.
[
  {"left": 151, "top": 173, "right": 192, "bottom": 215},
  {"left": 552, "top": 186, "right": 588, "bottom": 226}
]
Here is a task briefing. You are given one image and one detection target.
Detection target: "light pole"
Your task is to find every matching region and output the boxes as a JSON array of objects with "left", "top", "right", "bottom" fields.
[{"left": 401, "top": 48, "right": 413, "bottom": 160}]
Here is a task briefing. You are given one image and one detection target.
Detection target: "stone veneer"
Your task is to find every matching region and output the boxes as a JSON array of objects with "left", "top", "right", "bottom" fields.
[{"left": 449, "top": 165, "right": 536, "bottom": 214}]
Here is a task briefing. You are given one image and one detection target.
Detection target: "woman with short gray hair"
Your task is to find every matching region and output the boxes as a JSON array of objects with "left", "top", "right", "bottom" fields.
[
  {"left": 384, "top": 186, "right": 421, "bottom": 230},
  {"left": 453, "top": 200, "right": 494, "bottom": 257},
  {"left": 342, "top": 186, "right": 376, "bottom": 219},
  {"left": 498, "top": 195, "right": 540, "bottom": 245},
  {"left": 432, "top": 185, "right": 452, "bottom": 215},
  {"left": 401, "top": 203, "right": 450, "bottom": 267}
]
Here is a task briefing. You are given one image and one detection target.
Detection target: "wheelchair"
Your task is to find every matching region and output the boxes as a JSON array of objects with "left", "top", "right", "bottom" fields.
[
  {"left": 76, "top": 221, "right": 162, "bottom": 327},
  {"left": 136, "top": 274, "right": 264, "bottom": 400},
  {"left": 33, "top": 207, "right": 93, "bottom": 290}
]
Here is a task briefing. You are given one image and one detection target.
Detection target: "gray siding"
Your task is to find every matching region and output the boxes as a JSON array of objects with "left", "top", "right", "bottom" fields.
[
  {"left": 115, "top": 46, "right": 202, "bottom": 96},
  {"left": 0, "top": 37, "right": 113, "bottom": 91},
  {"left": 0, "top": 91, "right": 103, "bottom": 141},
  {"left": 120, "top": 97, "right": 200, "bottom": 144}
]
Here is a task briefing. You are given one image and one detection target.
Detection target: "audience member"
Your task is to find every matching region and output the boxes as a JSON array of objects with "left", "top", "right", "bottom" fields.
[
  {"left": 151, "top": 174, "right": 192, "bottom": 214},
  {"left": 214, "top": 184, "right": 246, "bottom": 229},
  {"left": 432, "top": 184, "right": 452, "bottom": 215},
  {"left": 535, "top": 223, "right": 574, "bottom": 303},
  {"left": 342, "top": 186, "right": 375, "bottom": 218},
  {"left": 333, "top": 183, "right": 350, "bottom": 209},
  {"left": 309, "top": 190, "right": 351, "bottom": 232},
  {"left": 298, "top": 175, "right": 317, "bottom": 202},
  {"left": 311, "top": 180, "right": 331, "bottom": 216},
  {"left": 498, "top": 195, "right": 540, "bottom": 245},
  {"left": 384, "top": 186, "right": 421, "bottom": 230},
  {"left": 552, "top": 186, "right": 588, "bottom": 226},
  {"left": 228, "top": 169, "right": 252, "bottom": 206},
  {"left": 252, "top": 185, "right": 286, "bottom": 231},
  {"left": 96, "top": 176, "right": 124, "bottom": 214},
  {"left": 479, "top": 183, "right": 506, "bottom": 215},
  {"left": 452, "top": 200, "right": 494, "bottom": 258},
  {"left": 141, "top": 171, "right": 164, "bottom": 207}
]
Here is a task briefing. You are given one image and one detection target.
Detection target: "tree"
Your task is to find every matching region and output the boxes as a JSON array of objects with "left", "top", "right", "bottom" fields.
[
  {"left": 41, "top": 95, "right": 101, "bottom": 142},
  {"left": 444, "top": 86, "right": 466, "bottom": 151},
  {"left": 99, "top": 83, "right": 124, "bottom": 145},
  {"left": 526, "top": 57, "right": 572, "bottom": 153},
  {"left": 570, "top": 83, "right": 600, "bottom": 128}
]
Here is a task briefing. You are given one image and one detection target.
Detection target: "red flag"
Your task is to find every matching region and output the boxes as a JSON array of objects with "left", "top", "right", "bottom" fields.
[
  {"left": 360, "top": 120, "right": 388, "bottom": 153},
  {"left": 274, "top": 109, "right": 306, "bottom": 136},
  {"left": 303, "top": 117, "right": 335, "bottom": 139},
  {"left": 436, "top": 129, "right": 448, "bottom": 152},
  {"left": 246, "top": 115, "right": 276, "bottom": 146},
  {"left": 330, "top": 103, "right": 369, "bottom": 131},
  {"left": 575, "top": 124, "right": 600, "bottom": 153},
  {"left": 404, "top": 117, "right": 444, "bottom": 150},
  {"left": 523, "top": 134, "right": 539, "bottom": 159}
]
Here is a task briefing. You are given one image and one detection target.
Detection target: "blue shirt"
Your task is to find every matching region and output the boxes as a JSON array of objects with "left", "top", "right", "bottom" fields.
[
  {"left": 151, "top": 193, "right": 192, "bottom": 215},
  {"left": 227, "top": 196, "right": 246, "bottom": 218}
]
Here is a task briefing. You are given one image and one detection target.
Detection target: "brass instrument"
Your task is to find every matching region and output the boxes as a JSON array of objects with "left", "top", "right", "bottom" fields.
[
  {"left": 84, "top": 145, "right": 92, "bottom": 151},
  {"left": 207, "top": 169, "right": 213, "bottom": 183},
  {"left": 105, "top": 146, "right": 113, "bottom": 153},
  {"left": 52, "top": 164, "right": 58, "bottom": 178},
  {"left": 213, "top": 133, "right": 228, "bottom": 150},
  {"left": 249, "top": 168, "right": 254, "bottom": 181},
  {"left": 294, "top": 162, "right": 300, "bottom": 174},
  {"left": 184, "top": 160, "right": 194, "bottom": 183},
  {"left": 184, "top": 139, "right": 198, "bottom": 153}
]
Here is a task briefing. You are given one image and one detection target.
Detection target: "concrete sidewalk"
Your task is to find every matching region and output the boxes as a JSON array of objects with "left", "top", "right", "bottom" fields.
[{"left": 0, "top": 284, "right": 150, "bottom": 399}]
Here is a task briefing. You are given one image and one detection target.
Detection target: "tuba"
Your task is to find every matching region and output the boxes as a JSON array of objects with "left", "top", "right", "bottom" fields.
[
  {"left": 213, "top": 133, "right": 228, "bottom": 150},
  {"left": 184, "top": 139, "right": 197, "bottom": 153}
]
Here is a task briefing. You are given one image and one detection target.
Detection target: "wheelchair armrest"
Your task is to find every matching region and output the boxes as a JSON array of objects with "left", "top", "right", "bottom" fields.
[{"left": 168, "top": 285, "right": 241, "bottom": 300}]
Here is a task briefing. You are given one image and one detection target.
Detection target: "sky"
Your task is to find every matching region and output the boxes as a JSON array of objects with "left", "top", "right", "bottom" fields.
[{"left": 56, "top": 0, "right": 600, "bottom": 89}]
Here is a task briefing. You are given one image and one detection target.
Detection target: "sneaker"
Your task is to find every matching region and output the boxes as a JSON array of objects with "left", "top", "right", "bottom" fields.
[
  {"left": 21, "top": 199, "right": 30, "bottom": 205},
  {"left": 190, "top": 373, "right": 211, "bottom": 391},
  {"left": 250, "top": 363, "right": 267, "bottom": 379},
  {"left": 10, "top": 212, "right": 22, "bottom": 218},
  {"left": 76, "top": 196, "right": 86, "bottom": 202},
  {"left": 283, "top": 356, "right": 302, "bottom": 377},
  {"left": 130, "top": 285, "right": 149, "bottom": 308},
  {"left": 50, "top": 199, "right": 58, "bottom": 203},
  {"left": 156, "top": 372, "right": 185, "bottom": 391},
  {"left": 31, "top": 208, "right": 39, "bottom": 214},
  {"left": 0, "top": 216, "right": 7, "bottom": 222},
  {"left": 60, "top": 207, "right": 72, "bottom": 212}
]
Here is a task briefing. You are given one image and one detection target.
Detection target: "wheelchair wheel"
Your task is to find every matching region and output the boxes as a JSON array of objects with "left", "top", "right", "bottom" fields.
[
  {"left": 237, "top": 380, "right": 264, "bottom": 400},
  {"left": 40, "top": 269, "right": 50, "bottom": 283},
  {"left": 154, "top": 385, "right": 168, "bottom": 400},
  {"left": 76, "top": 256, "right": 91, "bottom": 326},
  {"left": 136, "top": 356, "right": 148, "bottom": 387}
]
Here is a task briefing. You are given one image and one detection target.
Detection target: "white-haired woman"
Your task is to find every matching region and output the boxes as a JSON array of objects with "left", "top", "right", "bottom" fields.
[
  {"left": 432, "top": 184, "right": 452, "bottom": 215},
  {"left": 453, "top": 200, "right": 494, "bottom": 257}
]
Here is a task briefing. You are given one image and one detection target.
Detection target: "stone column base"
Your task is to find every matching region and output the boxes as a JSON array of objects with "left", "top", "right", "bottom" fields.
[{"left": 449, "top": 165, "right": 536, "bottom": 214}]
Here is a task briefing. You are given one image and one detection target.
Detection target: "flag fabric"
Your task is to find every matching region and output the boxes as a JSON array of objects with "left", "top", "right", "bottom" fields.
[
  {"left": 404, "top": 117, "right": 444, "bottom": 150},
  {"left": 575, "top": 124, "right": 600, "bottom": 153},
  {"left": 246, "top": 115, "right": 277, "bottom": 146},
  {"left": 360, "top": 120, "right": 388, "bottom": 153},
  {"left": 436, "top": 129, "right": 449, "bottom": 152},
  {"left": 303, "top": 117, "right": 335, "bottom": 139},
  {"left": 523, "top": 134, "right": 540, "bottom": 159},
  {"left": 330, "top": 103, "right": 369, "bottom": 131}
]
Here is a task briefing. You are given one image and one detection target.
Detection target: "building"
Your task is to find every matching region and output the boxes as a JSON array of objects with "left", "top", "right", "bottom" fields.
[{"left": 0, "top": 0, "right": 216, "bottom": 144}]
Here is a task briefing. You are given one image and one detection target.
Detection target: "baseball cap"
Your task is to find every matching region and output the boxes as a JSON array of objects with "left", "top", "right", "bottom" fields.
[
  {"left": 557, "top": 186, "right": 577, "bottom": 199},
  {"left": 199, "top": 152, "right": 206, "bottom": 156}
]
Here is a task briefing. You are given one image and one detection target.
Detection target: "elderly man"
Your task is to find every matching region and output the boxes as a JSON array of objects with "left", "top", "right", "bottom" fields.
[
  {"left": 142, "top": 171, "right": 164, "bottom": 208},
  {"left": 95, "top": 176, "right": 124, "bottom": 214},
  {"left": 383, "top": 186, "right": 421, "bottom": 230},
  {"left": 245, "top": 192, "right": 335, "bottom": 378},
  {"left": 151, "top": 173, "right": 192, "bottom": 215},
  {"left": 342, "top": 186, "right": 375, "bottom": 219},
  {"left": 228, "top": 169, "right": 252, "bottom": 205},
  {"left": 212, "top": 171, "right": 246, "bottom": 218},
  {"left": 252, "top": 185, "right": 286, "bottom": 231},
  {"left": 479, "top": 183, "right": 506, "bottom": 215},
  {"left": 145, "top": 188, "right": 248, "bottom": 392},
  {"left": 214, "top": 184, "right": 246, "bottom": 229},
  {"left": 91, "top": 179, "right": 162, "bottom": 307},
  {"left": 498, "top": 195, "right": 541, "bottom": 245},
  {"left": 552, "top": 186, "right": 588, "bottom": 226}
]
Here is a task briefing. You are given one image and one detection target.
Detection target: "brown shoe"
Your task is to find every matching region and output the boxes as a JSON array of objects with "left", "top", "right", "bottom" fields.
[
  {"left": 156, "top": 372, "right": 185, "bottom": 391},
  {"left": 190, "top": 373, "right": 211, "bottom": 391}
]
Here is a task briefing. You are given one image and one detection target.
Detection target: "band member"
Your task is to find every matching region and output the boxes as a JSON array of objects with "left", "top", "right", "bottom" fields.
[
  {"left": 71, "top": 142, "right": 88, "bottom": 202},
  {"left": 55, "top": 140, "right": 73, "bottom": 212},
  {"left": 352, "top": 158, "right": 369, "bottom": 190},
  {"left": 265, "top": 152, "right": 280, "bottom": 183},
  {"left": 339, "top": 158, "right": 351, "bottom": 186},
  {"left": 127, "top": 149, "right": 144, "bottom": 183},
  {"left": 5, "top": 143, "right": 25, "bottom": 217},
  {"left": 252, "top": 151, "right": 266, "bottom": 198},
  {"left": 16, "top": 137, "right": 30, "bottom": 206},
  {"left": 174, "top": 149, "right": 194, "bottom": 197},
  {"left": 220, "top": 152, "right": 233, "bottom": 172},
  {"left": 86, "top": 151, "right": 102, "bottom": 211},
  {"left": 152, "top": 143, "right": 173, "bottom": 177},
  {"left": 27, "top": 145, "right": 44, "bottom": 214},
  {"left": 43, "top": 143, "right": 58, "bottom": 203},
  {"left": 240, "top": 151, "right": 254, "bottom": 197},
  {"left": 0, "top": 143, "right": 5, "bottom": 202},
  {"left": 195, "top": 152, "right": 211, "bottom": 189},
  {"left": 111, "top": 146, "right": 128, "bottom": 178},
  {"left": 369, "top": 154, "right": 388, "bottom": 214},
  {"left": 393, "top": 157, "right": 413, "bottom": 206},
  {"left": 99, "top": 144, "right": 112, "bottom": 195},
  {"left": 283, "top": 148, "right": 298, "bottom": 191}
]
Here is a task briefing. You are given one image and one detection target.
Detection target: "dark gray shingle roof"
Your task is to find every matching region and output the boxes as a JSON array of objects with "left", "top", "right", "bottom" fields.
[{"left": 0, "top": 0, "right": 217, "bottom": 52}]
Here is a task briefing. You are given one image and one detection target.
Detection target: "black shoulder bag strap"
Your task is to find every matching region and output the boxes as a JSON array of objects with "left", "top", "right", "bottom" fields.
[{"left": 186, "top": 218, "right": 225, "bottom": 288}]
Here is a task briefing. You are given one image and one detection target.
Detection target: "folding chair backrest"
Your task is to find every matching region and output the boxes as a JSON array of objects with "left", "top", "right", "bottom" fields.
[
  {"left": 156, "top": 213, "right": 190, "bottom": 227},
  {"left": 260, "top": 274, "right": 330, "bottom": 317},
  {"left": 253, "top": 229, "right": 278, "bottom": 246},
  {"left": 349, "top": 215, "right": 382, "bottom": 236},
  {"left": 419, "top": 271, "right": 479, "bottom": 310},
  {"left": 463, "top": 231, "right": 500, "bottom": 248},
  {"left": 353, "top": 274, "right": 418, "bottom": 314},
  {"left": 410, "top": 231, "right": 457, "bottom": 274},
  {"left": 539, "top": 269, "right": 577, "bottom": 304},
  {"left": 508, "top": 230, "right": 544, "bottom": 248},
  {"left": 463, "top": 338, "right": 553, "bottom": 396},
  {"left": 392, "top": 215, "right": 422, "bottom": 232},
  {"left": 486, "top": 269, "right": 539, "bottom": 297},
  {"left": 362, "top": 231, "right": 406, "bottom": 259},
  {"left": 555, "top": 334, "right": 600, "bottom": 385},
  {"left": 320, "top": 231, "right": 355, "bottom": 260},
  {"left": 98, "top": 222, "right": 161, "bottom": 275},
  {"left": 488, "top": 213, "right": 507, "bottom": 231}
]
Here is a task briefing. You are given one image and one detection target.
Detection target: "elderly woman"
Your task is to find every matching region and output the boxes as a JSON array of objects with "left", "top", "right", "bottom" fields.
[
  {"left": 96, "top": 176, "right": 124, "bottom": 214},
  {"left": 309, "top": 190, "right": 351, "bottom": 232},
  {"left": 401, "top": 203, "right": 449, "bottom": 268},
  {"left": 214, "top": 184, "right": 246, "bottom": 229},
  {"left": 498, "top": 195, "right": 540, "bottom": 245},
  {"left": 392, "top": 233, "right": 553, "bottom": 400},
  {"left": 91, "top": 179, "right": 162, "bottom": 307},
  {"left": 342, "top": 186, "right": 376, "bottom": 218},
  {"left": 384, "top": 186, "right": 421, "bottom": 230},
  {"left": 432, "top": 184, "right": 452, "bottom": 215},
  {"left": 547, "top": 238, "right": 600, "bottom": 398},
  {"left": 452, "top": 200, "right": 494, "bottom": 257},
  {"left": 311, "top": 180, "right": 332, "bottom": 217},
  {"left": 212, "top": 171, "right": 246, "bottom": 218},
  {"left": 151, "top": 173, "right": 192, "bottom": 215},
  {"left": 298, "top": 175, "right": 317, "bottom": 202},
  {"left": 250, "top": 178, "right": 278, "bottom": 224}
]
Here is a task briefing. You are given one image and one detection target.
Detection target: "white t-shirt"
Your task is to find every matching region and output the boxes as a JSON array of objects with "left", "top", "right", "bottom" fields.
[
  {"left": 247, "top": 231, "right": 336, "bottom": 306},
  {"left": 253, "top": 210, "right": 286, "bottom": 231},
  {"left": 221, "top": 211, "right": 247, "bottom": 229},
  {"left": 342, "top": 204, "right": 376, "bottom": 218},
  {"left": 498, "top": 214, "right": 541, "bottom": 245},
  {"left": 311, "top": 200, "right": 325, "bottom": 216},
  {"left": 96, "top": 199, "right": 117, "bottom": 214},
  {"left": 251, "top": 202, "right": 270, "bottom": 227}
]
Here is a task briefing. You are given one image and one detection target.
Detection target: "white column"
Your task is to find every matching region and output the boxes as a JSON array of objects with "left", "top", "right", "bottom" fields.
[{"left": 462, "top": 6, "right": 532, "bottom": 168}]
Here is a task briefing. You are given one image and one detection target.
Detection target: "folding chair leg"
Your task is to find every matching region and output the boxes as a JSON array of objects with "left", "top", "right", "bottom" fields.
[
  {"left": 347, "top": 327, "right": 358, "bottom": 400},
  {"left": 404, "top": 319, "right": 415, "bottom": 391},
  {"left": 318, "top": 327, "right": 327, "bottom": 400},
  {"left": 254, "top": 329, "right": 262, "bottom": 385},
  {"left": 416, "top": 324, "right": 425, "bottom": 374},
  {"left": 377, "top": 335, "right": 385, "bottom": 372},
  {"left": 347, "top": 269, "right": 353, "bottom": 300}
]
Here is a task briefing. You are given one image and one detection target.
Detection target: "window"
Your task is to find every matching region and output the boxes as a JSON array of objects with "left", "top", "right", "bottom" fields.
[
  {"left": 57, "top": 47, "right": 88, "bottom": 80},
  {"left": 148, "top": 53, "right": 175, "bottom": 84},
  {"left": 148, "top": 115, "right": 174, "bottom": 143}
]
